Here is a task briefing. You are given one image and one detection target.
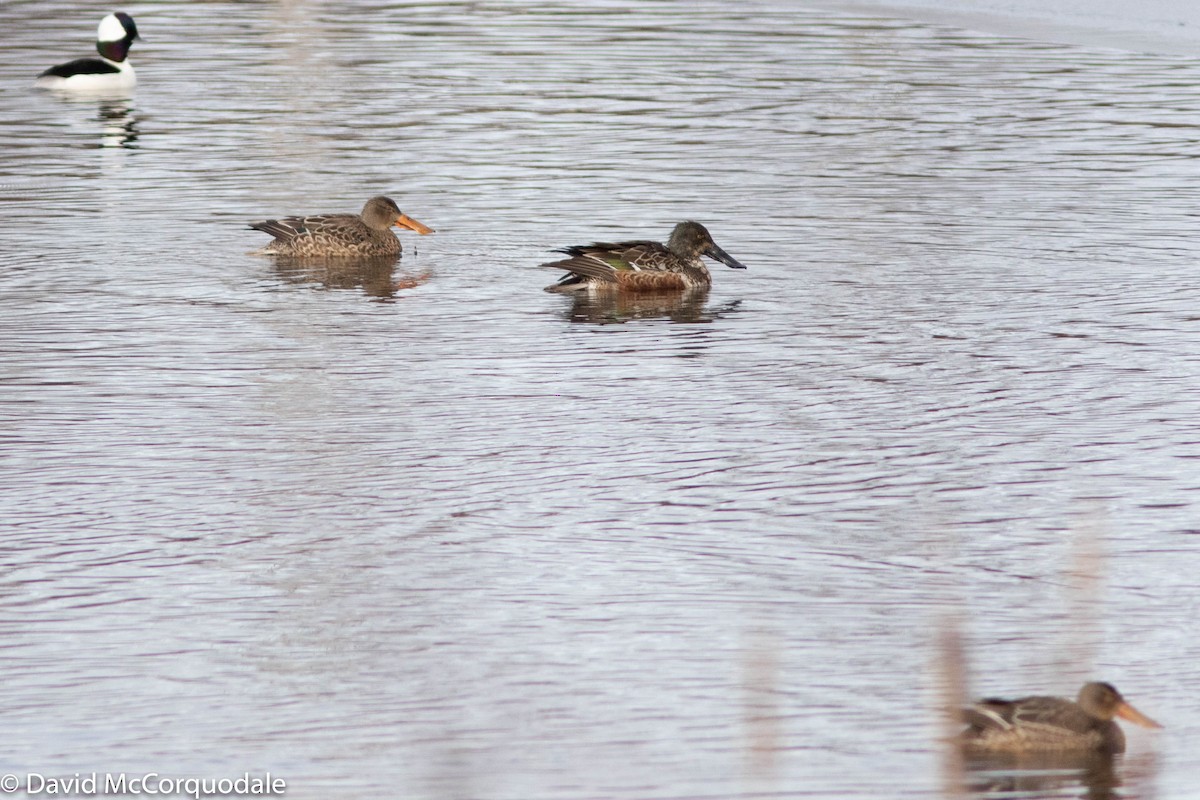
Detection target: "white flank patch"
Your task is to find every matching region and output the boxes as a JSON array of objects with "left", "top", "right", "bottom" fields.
[{"left": 36, "top": 61, "right": 136, "bottom": 93}]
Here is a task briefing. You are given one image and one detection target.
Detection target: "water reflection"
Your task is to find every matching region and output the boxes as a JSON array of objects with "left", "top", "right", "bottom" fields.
[
  {"left": 4, "top": 1, "right": 1200, "bottom": 797},
  {"left": 965, "top": 752, "right": 1121, "bottom": 799},
  {"left": 95, "top": 98, "right": 137, "bottom": 149},
  {"left": 37, "top": 92, "right": 139, "bottom": 149},
  {"left": 269, "top": 255, "right": 430, "bottom": 299},
  {"left": 557, "top": 289, "right": 743, "bottom": 325}
]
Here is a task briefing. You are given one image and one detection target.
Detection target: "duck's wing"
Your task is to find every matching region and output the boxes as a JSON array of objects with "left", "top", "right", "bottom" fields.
[
  {"left": 1009, "top": 696, "right": 1095, "bottom": 734},
  {"left": 540, "top": 240, "right": 671, "bottom": 282},
  {"left": 294, "top": 213, "right": 368, "bottom": 241},
  {"left": 249, "top": 213, "right": 360, "bottom": 243},
  {"left": 613, "top": 240, "right": 682, "bottom": 272},
  {"left": 249, "top": 217, "right": 304, "bottom": 243},
  {"left": 963, "top": 699, "right": 1019, "bottom": 732},
  {"left": 965, "top": 695, "right": 1094, "bottom": 735},
  {"left": 39, "top": 57, "right": 122, "bottom": 79}
]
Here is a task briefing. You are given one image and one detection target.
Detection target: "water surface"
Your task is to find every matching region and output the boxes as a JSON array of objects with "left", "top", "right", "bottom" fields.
[{"left": 2, "top": 1, "right": 1199, "bottom": 798}]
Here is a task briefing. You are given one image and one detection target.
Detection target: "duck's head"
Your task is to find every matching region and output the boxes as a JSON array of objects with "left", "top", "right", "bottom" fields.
[
  {"left": 96, "top": 12, "right": 139, "bottom": 63},
  {"left": 1078, "top": 682, "right": 1162, "bottom": 728},
  {"left": 669, "top": 220, "right": 746, "bottom": 270},
  {"left": 362, "top": 196, "right": 435, "bottom": 234}
]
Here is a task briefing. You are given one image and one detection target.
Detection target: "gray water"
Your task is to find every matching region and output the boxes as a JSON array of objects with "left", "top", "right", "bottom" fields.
[{"left": 2, "top": 1, "right": 1199, "bottom": 798}]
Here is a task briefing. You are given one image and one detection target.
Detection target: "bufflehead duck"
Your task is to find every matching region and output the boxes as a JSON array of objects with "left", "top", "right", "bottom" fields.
[
  {"left": 249, "top": 197, "right": 435, "bottom": 257},
  {"left": 36, "top": 12, "right": 140, "bottom": 92}
]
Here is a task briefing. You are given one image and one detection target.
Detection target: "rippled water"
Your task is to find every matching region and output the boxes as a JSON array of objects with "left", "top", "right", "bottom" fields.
[{"left": 2, "top": 0, "right": 1200, "bottom": 797}]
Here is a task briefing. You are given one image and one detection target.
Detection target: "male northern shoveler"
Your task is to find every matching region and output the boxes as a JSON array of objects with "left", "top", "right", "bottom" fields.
[
  {"left": 249, "top": 196, "right": 434, "bottom": 257},
  {"left": 36, "top": 12, "right": 140, "bottom": 92},
  {"left": 542, "top": 220, "right": 746, "bottom": 293},
  {"left": 962, "top": 682, "right": 1161, "bottom": 755}
]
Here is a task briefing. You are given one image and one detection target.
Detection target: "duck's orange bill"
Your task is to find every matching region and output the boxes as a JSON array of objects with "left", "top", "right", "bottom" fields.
[
  {"left": 1116, "top": 701, "right": 1163, "bottom": 729},
  {"left": 395, "top": 214, "right": 435, "bottom": 235}
]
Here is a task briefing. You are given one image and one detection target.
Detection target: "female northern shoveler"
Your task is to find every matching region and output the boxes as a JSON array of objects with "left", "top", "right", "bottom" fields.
[
  {"left": 36, "top": 12, "right": 140, "bottom": 93},
  {"left": 962, "top": 682, "right": 1161, "bottom": 755},
  {"left": 542, "top": 220, "right": 746, "bottom": 293},
  {"left": 249, "top": 196, "right": 433, "bottom": 257}
]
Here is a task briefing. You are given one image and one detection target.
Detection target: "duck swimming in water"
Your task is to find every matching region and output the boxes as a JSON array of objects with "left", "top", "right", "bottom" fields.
[
  {"left": 36, "top": 12, "right": 140, "bottom": 93},
  {"left": 541, "top": 220, "right": 746, "bottom": 293},
  {"left": 962, "top": 681, "right": 1161, "bottom": 755},
  {"left": 249, "top": 196, "right": 434, "bottom": 257}
]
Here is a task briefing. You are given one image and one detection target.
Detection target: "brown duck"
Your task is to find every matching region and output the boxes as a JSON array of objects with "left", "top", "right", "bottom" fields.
[
  {"left": 542, "top": 220, "right": 746, "bottom": 292},
  {"left": 962, "top": 681, "right": 1161, "bottom": 755},
  {"left": 250, "top": 196, "right": 433, "bottom": 257}
]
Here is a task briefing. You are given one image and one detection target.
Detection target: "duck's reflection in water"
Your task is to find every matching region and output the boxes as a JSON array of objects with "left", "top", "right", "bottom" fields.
[
  {"left": 271, "top": 255, "right": 430, "bottom": 300},
  {"left": 560, "top": 289, "right": 742, "bottom": 325},
  {"left": 964, "top": 750, "right": 1136, "bottom": 800},
  {"left": 96, "top": 98, "right": 138, "bottom": 148},
  {"left": 40, "top": 92, "right": 139, "bottom": 149}
]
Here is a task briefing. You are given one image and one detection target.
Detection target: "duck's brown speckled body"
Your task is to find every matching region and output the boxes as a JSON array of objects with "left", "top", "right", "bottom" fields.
[
  {"left": 962, "top": 682, "right": 1161, "bottom": 755},
  {"left": 250, "top": 196, "right": 433, "bottom": 257},
  {"left": 542, "top": 220, "right": 746, "bottom": 293}
]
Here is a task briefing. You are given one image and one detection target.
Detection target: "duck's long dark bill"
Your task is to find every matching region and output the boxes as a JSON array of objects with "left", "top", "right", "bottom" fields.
[
  {"left": 705, "top": 243, "right": 747, "bottom": 270},
  {"left": 1116, "top": 701, "right": 1163, "bottom": 729}
]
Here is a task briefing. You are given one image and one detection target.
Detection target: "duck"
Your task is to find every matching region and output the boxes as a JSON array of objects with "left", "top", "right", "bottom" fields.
[
  {"left": 36, "top": 12, "right": 140, "bottom": 92},
  {"left": 542, "top": 220, "right": 746, "bottom": 292},
  {"left": 249, "top": 196, "right": 434, "bottom": 257},
  {"left": 961, "top": 681, "right": 1161, "bottom": 755}
]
